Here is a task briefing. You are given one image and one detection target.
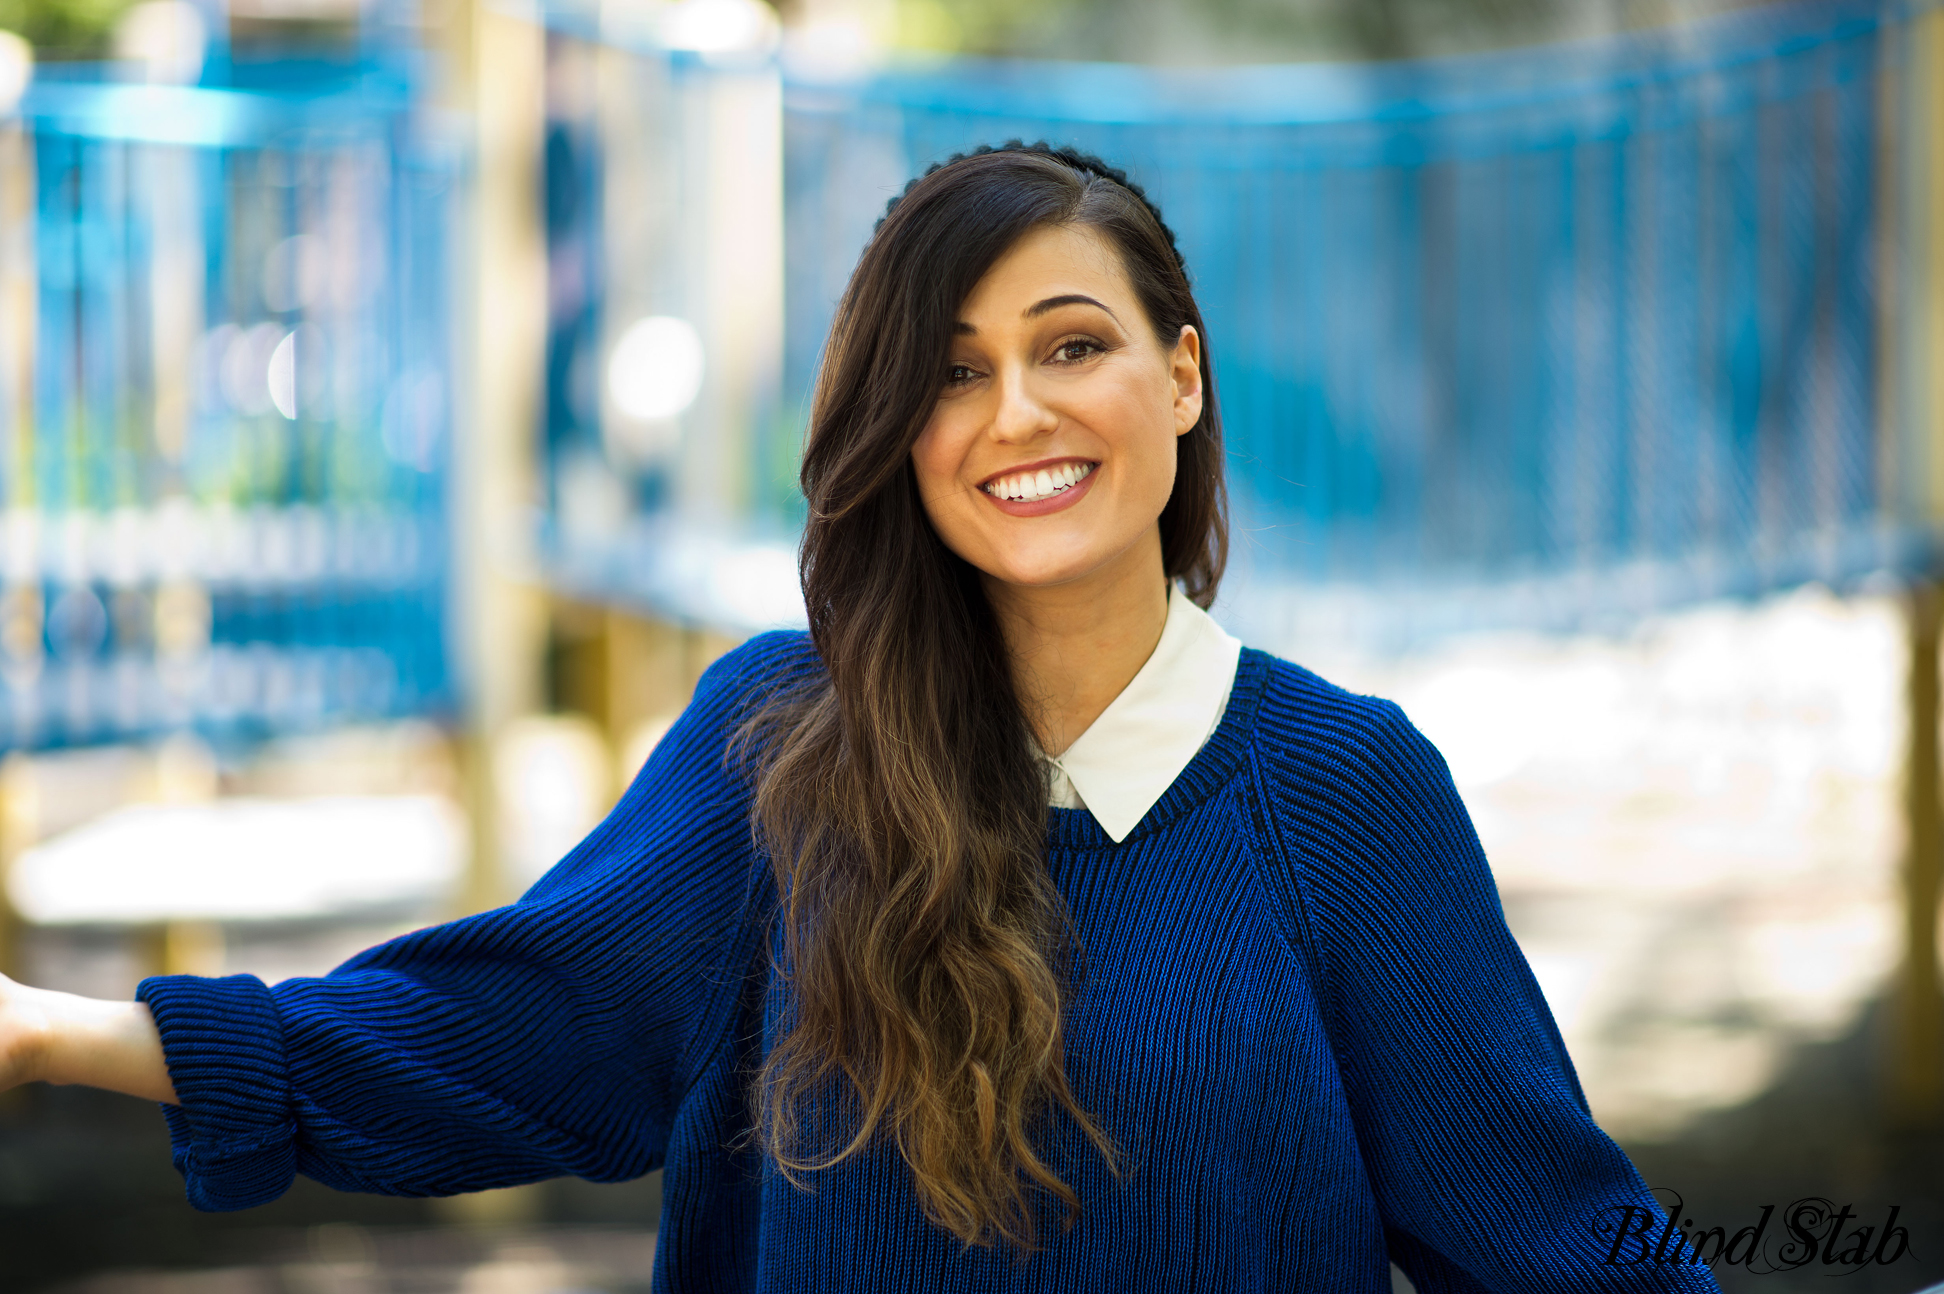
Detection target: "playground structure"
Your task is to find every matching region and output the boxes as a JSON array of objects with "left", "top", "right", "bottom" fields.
[
  {"left": 0, "top": 57, "right": 457, "bottom": 751},
  {"left": 0, "top": 0, "right": 1940, "bottom": 1125}
]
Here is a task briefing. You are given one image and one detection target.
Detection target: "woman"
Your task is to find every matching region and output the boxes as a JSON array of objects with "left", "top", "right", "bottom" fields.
[{"left": 0, "top": 145, "right": 1717, "bottom": 1292}]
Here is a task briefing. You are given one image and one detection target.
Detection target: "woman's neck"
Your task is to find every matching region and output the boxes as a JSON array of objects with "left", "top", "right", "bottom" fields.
[{"left": 983, "top": 528, "right": 1170, "bottom": 758}]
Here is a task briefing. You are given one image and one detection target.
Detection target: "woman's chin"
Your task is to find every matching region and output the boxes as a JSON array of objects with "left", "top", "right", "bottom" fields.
[{"left": 978, "top": 553, "right": 1120, "bottom": 593}]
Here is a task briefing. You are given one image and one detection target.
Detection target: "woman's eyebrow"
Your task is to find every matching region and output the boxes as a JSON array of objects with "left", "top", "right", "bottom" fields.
[
  {"left": 1026, "top": 293, "right": 1117, "bottom": 320},
  {"left": 952, "top": 294, "right": 1118, "bottom": 335}
]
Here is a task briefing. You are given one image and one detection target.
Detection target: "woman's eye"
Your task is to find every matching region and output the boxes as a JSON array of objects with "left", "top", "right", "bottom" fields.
[
  {"left": 945, "top": 364, "right": 978, "bottom": 387},
  {"left": 1054, "top": 339, "right": 1100, "bottom": 364}
]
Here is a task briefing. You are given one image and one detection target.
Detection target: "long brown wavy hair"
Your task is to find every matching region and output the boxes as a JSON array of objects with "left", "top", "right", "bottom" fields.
[{"left": 740, "top": 143, "right": 1228, "bottom": 1251}]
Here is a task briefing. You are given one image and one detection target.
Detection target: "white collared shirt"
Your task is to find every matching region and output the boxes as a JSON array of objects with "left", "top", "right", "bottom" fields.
[{"left": 1036, "top": 584, "right": 1244, "bottom": 843}]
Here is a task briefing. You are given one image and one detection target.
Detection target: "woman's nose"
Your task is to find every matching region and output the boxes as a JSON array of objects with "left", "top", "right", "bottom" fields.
[{"left": 988, "top": 366, "right": 1057, "bottom": 444}]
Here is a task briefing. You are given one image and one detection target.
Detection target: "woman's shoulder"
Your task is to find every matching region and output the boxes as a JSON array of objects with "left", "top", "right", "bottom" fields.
[
  {"left": 613, "top": 630, "right": 823, "bottom": 788},
  {"left": 687, "top": 629, "right": 826, "bottom": 716},
  {"left": 1244, "top": 647, "right": 1416, "bottom": 752},
  {"left": 1239, "top": 648, "right": 1485, "bottom": 915},
  {"left": 1240, "top": 646, "right": 1455, "bottom": 810},
  {"left": 520, "top": 633, "right": 825, "bottom": 904},
  {"left": 700, "top": 628, "right": 824, "bottom": 686}
]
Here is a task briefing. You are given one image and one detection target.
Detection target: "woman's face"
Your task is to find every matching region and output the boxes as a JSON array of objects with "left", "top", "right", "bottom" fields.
[{"left": 910, "top": 222, "right": 1202, "bottom": 594}]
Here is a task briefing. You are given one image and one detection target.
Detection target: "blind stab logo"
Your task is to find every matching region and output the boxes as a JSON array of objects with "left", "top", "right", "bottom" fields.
[{"left": 1592, "top": 1190, "right": 1913, "bottom": 1273}]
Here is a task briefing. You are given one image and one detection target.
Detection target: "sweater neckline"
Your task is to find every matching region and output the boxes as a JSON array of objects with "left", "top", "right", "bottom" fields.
[
  {"left": 1035, "top": 584, "right": 1244, "bottom": 843},
  {"left": 1043, "top": 646, "right": 1270, "bottom": 850}
]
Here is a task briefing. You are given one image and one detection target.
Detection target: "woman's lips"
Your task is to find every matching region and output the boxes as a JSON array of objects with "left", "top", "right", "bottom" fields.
[{"left": 980, "top": 461, "right": 1099, "bottom": 517}]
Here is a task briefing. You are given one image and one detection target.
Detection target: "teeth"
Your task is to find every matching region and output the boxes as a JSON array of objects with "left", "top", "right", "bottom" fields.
[{"left": 984, "top": 462, "right": 1094, "bottom": 502}]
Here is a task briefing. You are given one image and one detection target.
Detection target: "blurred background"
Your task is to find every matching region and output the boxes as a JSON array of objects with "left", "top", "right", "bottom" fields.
[{"left": 0, "top": 0, "right": 1937, "bottom": 1289}]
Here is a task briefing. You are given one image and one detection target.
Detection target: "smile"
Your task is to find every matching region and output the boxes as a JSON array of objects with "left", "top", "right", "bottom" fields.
[{"left": 980, "top": 460, "right": 1096, "bottom": 502}]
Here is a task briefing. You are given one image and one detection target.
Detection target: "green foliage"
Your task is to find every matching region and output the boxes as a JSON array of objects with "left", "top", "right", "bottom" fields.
[
  {"left": 893, "top": 0, "right": 1090, "bottom": 56},
  {"left": 0, "top": 0, "right": 141, "bottom": 57},
  {"left": 888, "top": 0, "right": 1782, "bottom": 63}
]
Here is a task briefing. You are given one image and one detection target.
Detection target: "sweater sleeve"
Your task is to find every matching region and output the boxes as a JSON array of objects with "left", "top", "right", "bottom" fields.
[
  {"left": 134, "top": 632, "right": 807, "bottom": 1211},
  {"left": 1263, "top": 691, "right": 1720, "bottom": 1294}
]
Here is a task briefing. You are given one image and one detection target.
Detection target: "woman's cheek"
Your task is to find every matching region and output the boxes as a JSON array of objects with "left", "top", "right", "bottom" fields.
[
  {"left": 908, "top": 442, "right": 955, "bottom": 519},
  {"left": 912, "top": 477, "right": 985, "bottom": 568},
  {"left": 1141, "top": 417, "right": 1182, "bottom": 514}
]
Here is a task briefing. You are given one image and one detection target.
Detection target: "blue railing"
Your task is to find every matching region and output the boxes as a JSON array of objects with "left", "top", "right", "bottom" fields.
[
  {"left": 0, "top": 64, "right": 457, "bottom": 749},
  {"left": 551, "top": 0, "right": 1932, "bottom": 644}
]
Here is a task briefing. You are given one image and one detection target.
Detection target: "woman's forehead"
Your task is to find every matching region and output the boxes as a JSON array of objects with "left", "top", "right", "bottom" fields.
[{"left": 957, "top": 224, "right": 1133, "bottom": 324}]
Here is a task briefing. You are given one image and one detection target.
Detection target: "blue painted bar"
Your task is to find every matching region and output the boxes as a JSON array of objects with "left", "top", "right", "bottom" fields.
[{"left": 0, "top": 63, "right": 455, "bottom": 750}]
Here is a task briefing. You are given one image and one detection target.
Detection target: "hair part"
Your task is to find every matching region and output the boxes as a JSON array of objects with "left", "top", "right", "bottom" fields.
[{"left": 739, "top": 142, "right": 1228, "bottom": 1251}]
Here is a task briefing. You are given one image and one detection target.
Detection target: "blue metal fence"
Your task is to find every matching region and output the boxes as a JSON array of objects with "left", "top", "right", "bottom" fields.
[
  {"left": 0, "top": 63, "right": 456, "bottom": 750},
  {"left": 531, "top": 25, "right": 799, "bottom": 631},
  {"left": 786, "top": 0, "right": 1925, "bottom": 645},
  {"left": 551, "top": 0, "right": 1932, "bottom": 644}
]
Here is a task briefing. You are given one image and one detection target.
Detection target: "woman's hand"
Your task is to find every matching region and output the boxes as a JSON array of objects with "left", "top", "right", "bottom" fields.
[
  {"left": 0, "top": 973, "right": 177, "bottom": 1103},
  {"left": 0, "top": 972, "right": 51, "bottom": 1091}
]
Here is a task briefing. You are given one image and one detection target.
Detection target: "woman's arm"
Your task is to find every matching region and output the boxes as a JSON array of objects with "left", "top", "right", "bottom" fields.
[
  {"left": 137, "top": 855, "right": 765, "bottom": 1210},
  {"left": 13, "top": 631, "right": 808, "bottom": 1212},
  {"left": 0, "top": 975, "right": 178, "bottom": 1103},
  {"left": 1254, "top": 684, "right": 1721, "bottom": 1293}
]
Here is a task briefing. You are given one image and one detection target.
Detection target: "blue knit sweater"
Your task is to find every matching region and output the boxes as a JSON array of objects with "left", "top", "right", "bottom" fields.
[{"left": 139, "top": 632, "right": 1721, "bottom": 1293}]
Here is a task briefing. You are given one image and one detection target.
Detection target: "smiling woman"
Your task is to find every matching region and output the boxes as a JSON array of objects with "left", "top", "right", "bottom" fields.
[
  {"left": 0, "top": 145, "right": 1721, "bottom": 1294},
  {"left": 738, "top": 151, "right": 1231, "bottom": 1250},
  {"left": 912, "top": 219, "right": 1209, "bottom": 751}
]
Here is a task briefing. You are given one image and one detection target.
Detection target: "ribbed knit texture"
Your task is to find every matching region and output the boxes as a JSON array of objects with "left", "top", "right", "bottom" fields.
[{"left": 138, "top": 632, "right": 1722, "bottom": 1293}]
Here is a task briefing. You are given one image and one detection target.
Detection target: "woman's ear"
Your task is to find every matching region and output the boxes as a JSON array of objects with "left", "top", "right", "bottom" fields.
[{"left": 1172, "top": 325, "right": 1203, "bottom": 437}]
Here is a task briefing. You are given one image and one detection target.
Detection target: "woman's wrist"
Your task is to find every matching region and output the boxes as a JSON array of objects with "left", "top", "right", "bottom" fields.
[{"left": 33, "top": 988, "right": 178, "bottom": 1104}]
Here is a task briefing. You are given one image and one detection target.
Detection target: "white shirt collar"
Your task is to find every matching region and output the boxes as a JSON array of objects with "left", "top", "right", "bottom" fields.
[{"left": 1038, "top": 584, "right": 1244, "bottom": 843}]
